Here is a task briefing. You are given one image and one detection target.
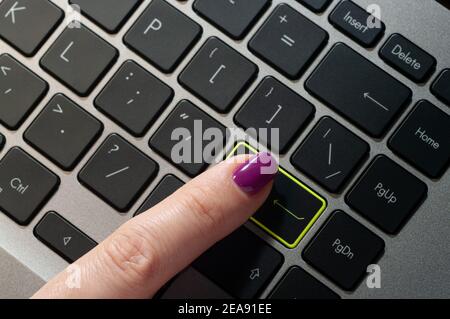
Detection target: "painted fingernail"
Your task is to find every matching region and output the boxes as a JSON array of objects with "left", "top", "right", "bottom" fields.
[{"left": 232, "top": 152, "right": 278, "bottom": 194}]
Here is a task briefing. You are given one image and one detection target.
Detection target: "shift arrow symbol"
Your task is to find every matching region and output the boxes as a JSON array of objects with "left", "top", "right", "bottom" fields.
[
  {"left": 364, "top": 92, "right": 389, "bottom": 111},
  {"left": 63, "top": 237, "right": 72, "bottom": 246},
  {"left": 1, "top": 66, "right": 11, "bottom": 76}
]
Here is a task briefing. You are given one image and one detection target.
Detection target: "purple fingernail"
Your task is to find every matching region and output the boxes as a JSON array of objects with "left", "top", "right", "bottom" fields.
[{"left": 232, "top": 152, "right": 278, "bottom": 194}]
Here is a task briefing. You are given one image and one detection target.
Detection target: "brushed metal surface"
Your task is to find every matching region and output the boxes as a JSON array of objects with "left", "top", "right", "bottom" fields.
[{"left": 0, "top": 0, "right": 448, "bottom": 298}]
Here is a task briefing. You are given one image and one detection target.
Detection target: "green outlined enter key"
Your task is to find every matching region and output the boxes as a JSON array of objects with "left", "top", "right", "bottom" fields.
[{"left": 228, "top": 142, "right": 327, "bottom": 248}]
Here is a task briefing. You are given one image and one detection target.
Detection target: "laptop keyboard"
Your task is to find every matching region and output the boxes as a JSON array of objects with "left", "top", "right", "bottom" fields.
[{"left": 0, "top": 0, "right": 449, "bottom": 299}]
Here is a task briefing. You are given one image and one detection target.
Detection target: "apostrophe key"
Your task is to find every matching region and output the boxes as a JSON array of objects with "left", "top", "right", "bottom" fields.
[
  {"left": 228, "top": 142, "right": 327, "bottom": 248},
  {"left": 150, "top": 100, "right": 226, "bottom": 177}
]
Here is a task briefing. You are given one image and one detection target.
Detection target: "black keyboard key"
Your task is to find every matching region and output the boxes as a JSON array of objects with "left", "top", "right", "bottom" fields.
[
  {"left": 160, "top": 267, "right": 233, "bottom": 299},
  {"left": 431, "top": 69, "right": 450, "bottom": 106},
  {"left": 40, "top": 24, "right": 118, "bottom": 96},
  {"left": 95, "top": 60, "right": 174, "bottom": 136},
  {"left": 193, "top": 227, "right": 283, "bottom": 299},
  {"left": 292, "top": 117, "right": 369, "bottom": 193},
  {"left": 34, "top": 212, "right": 97, "bottom": 263},
  {"left": 229, "top": 143, "right": 327, "bottom": 248},
  {"left": 193, "top": 0, "right": 269, "bottom": 40},
  {"left": 306, "top": 43, "right": 412, "bottom": 137},
  {"left": 249, "top": 4, "right": 328, "bottom": 79},
  {"left": 0, "top": 133, "right": 4, "bottom": 151},
  {"left": 346, "top": 155, "right": 427, "bottom": 234},
  {"left": 379, "top": 34, "right": 436, "bottom": 83},
  {"left": 0, "top": 148, "right": 59, "bottom": 225},
  {"left": 297, "top": 0, "right": 332, "bottom": 13},
  {"left": 235, "top": 76, "right": 315, "bottom": 153},
  {"left": 135, "top": 175, "right": 184, "bottom": 216},
  {"left": 0, "top": 54, "right": 48, "bottom": 130},
  {"left": 389, "top": 100, "right": 450, "bottom": 178},
  {"left": 329, "top": 0, "right": 385, "bottom": 47},
  {"left": 150, "top": 100, "right": 226, "bottom": 177},
  {"left": 0, "top": 0, "right": 63, "bottom": 56},
  {"left": 179, "top": 37, "right": 257, "bottom": 113},
  {"left": 303, "top": 210, "right": 385, "bottom": 291},
  {"left": 69, "top": 0, "right": 142, "bottom": 33},
  {"left": 79, "top": 134, "right": 158, "bottom": 211},
  {"left": 124, "top": 0, "right": 202, "bottom": 73},
  {"left": 269, "top": 266, "right": 339, "bottom": 299},
  {"left": 24, "top": 94, "right": 103, "bottom": 171}
]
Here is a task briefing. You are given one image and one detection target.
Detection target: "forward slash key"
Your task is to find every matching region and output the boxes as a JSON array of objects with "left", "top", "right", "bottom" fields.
[{"left": 105, "top": 166, "right": 130, "bottom": 178}]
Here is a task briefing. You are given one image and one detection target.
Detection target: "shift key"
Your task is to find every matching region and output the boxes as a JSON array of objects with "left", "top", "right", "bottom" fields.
[{"left": 306, "top": 43, "right": 412, "bottom": 137}]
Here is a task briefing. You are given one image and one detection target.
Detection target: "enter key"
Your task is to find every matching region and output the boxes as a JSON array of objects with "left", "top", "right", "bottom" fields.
[{"left": 228, "top": 142, "right": 327, "bottom": 248}]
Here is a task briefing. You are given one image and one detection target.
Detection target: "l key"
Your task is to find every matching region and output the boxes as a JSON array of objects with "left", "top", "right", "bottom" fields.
[
  {"left": 306, "top": 43, "right": 412, "bottom": 137},
  {"left": 40, "top": 24, "right": 118, "bottom": 96}
]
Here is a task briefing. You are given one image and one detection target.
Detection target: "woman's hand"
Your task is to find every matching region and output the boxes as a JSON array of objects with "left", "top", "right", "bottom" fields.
[{"left": 32, "top": 152, "right": 277, "bottom": 299}]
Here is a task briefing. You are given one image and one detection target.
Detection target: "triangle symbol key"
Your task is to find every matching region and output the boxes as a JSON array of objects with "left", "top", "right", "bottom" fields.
[{"left": 63, "top": 237, "right": 72, "bottom": 246}]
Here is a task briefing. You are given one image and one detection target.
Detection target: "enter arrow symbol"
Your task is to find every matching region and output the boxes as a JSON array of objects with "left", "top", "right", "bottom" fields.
[
  {"left": 1, "top": 66, "right": 11, "bottom": 76},
  {"left": 273, "top": 199, "right": 304, "bottom": 221},
  {"left": 63, "top": 237, "right": 72, "bottom": 246},
  {"left": 364, "top": 92, "right": 389, "bottom": 111}
]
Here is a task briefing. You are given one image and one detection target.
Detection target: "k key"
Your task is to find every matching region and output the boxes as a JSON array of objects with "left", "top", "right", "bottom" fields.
[{"left": 0, "top": 0, "right": 63, "bottom": 56}]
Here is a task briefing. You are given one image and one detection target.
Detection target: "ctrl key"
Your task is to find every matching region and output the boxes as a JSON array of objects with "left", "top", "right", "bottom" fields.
[
  {"left": 0, "top": 148, "right": 59, "bottom": 225},
  {"left": 303, "top": 211, "right": 385, "bottom": 291}
]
